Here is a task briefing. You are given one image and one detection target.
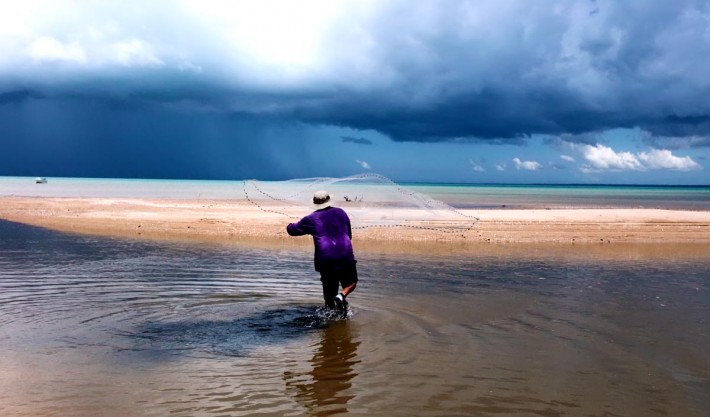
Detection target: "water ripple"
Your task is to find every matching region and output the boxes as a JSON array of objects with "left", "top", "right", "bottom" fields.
[{"left": 1, "top": 220, "right": 708, "bottom": 416}]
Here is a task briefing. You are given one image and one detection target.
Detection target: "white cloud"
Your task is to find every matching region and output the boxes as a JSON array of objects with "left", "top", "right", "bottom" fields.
[
  {"left": 513, "top": 157, "right": 543, "bottom": 171},
  {"left": 182, "top": 0, "right": 342, "bottom": 69},
  {"left": 637, "top": 149, "right": 701, "bottom": 171},
  {"left": 560, "top": 154, "right": 575, "bottom": 162},
  {"left": 27, "top": 36, "right": 87, "bottom": 63},
  {"left": 496, "top": 163, "right": 506, "bottom": 171},
  {"left": 25, "top": 35, "right": 164, "bottom": 69},
  {"left": 580, "top": 144, "right": 643, "bottom": 171},
  {"left": 578, "top": 143, "right": 702, "bottom": 172},
  {"left": 178, "top": 61, "right": 203, "bottom": 73},
  {"left": 112, "top": 39, "right": 164, "bottom": 67},
  {"left": 0, "top": 0, "right": 359, "bottom": 86},
  {"left": 355, "top": 159, "right": 371, "bottom": 170},
  {"left": 469, "top": 159, "right": 485, "bottom": 172}
]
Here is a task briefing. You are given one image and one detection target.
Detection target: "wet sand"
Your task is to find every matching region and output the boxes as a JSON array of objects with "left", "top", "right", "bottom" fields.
[{"left": 1, "top": 196, "right": 708, "bottom": 248}]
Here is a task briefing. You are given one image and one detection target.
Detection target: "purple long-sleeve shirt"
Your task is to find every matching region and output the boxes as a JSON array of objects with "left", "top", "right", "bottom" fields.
[{"left": 287, "top": 206, "right": 355, "bottom": 271}]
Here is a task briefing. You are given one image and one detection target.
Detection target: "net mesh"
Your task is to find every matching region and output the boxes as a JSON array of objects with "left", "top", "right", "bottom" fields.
[{"left": 242, "top": 173, "right": 478, "bottom": 233}]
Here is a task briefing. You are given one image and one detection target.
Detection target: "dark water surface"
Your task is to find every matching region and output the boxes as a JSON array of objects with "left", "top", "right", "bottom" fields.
[{"left": 1, "top": 220, "right": 708, "bottom": 416}]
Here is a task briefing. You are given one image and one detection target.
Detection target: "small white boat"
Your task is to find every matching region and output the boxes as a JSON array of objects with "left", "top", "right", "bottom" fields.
[{"left": 35, "top": 177, "right": 48, "bottom": 184}]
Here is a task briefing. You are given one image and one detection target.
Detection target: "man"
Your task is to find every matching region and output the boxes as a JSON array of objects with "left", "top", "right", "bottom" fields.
[{"left": 287, "top": 190, "right": 357, "bottom": 310}]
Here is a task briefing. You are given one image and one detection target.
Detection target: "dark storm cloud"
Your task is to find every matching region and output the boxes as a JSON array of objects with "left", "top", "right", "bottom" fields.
[
  {"left": 644, "top": 115, "right": 710, "bottom": 142},
  {"left": 0, "top": 94, "right": 313, "bottom": 180},
  {"left": 340, "top": 136, "right": 373, "bottom": 145},
  {"left": 298, "top": 87, "right": 626, "bottom": 144},
  {"left": 139, "top": 0, "right": 708, "bottom": 146},
  {"left": 286, "top": 0, "right": 710, "bottom": 144},
  {"left": 0, "top": 89, "right": 44, "bottom": 104},
  {"left": 641, "top": 134, "right": 710, "bottom": 150},
  {"left": 1, "top": 0, "right": 709, "bottom": 182}
]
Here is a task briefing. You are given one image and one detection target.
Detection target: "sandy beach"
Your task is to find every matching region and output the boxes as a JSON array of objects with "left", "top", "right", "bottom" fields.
[{"left": 1, "top": 196, "right": 708, "bottom": 247}]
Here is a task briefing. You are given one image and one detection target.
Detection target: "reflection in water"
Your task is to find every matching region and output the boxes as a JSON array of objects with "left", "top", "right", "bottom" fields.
[{"left": 285, "top": 320, "right": 360, "bottom": 416}]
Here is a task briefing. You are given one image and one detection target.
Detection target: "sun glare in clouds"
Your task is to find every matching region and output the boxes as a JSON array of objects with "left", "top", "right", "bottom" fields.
[
  {"left": 181, "top": 0, "right": 345, "bottom": 83},
  {"left": 0, "top": 0, "right": 372, "bottom": 87},
  {"left": 28, "top": 36, "right": 87, "bottom": 63}
]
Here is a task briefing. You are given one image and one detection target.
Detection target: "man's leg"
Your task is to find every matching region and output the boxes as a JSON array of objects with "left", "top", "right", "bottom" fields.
[
  {"left": 335, "top": 263, "right": 358, "bottom": 309},
  {"left": 320, "top": 272, "right": 339, "bottom": 309},
  {"left": 341, "top": 282, "right": 356, "bottom": 297},
  {"left": 341, "top": 262, "right": 358, "bottom": 296}
]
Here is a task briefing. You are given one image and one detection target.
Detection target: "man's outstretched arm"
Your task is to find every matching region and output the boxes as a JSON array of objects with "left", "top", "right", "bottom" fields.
[{"left": 287, "top": 216, "right": 313, "bottom": 236}]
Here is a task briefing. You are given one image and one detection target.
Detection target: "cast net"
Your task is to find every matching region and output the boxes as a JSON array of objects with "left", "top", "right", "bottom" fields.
[{"left": 242, "top": 173, "right": 478, "bottom": 233}]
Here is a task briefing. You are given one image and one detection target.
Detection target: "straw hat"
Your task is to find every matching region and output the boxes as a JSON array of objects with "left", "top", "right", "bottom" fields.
[{"left": 313, "top": 190, "right": 332, "bottom": 209}]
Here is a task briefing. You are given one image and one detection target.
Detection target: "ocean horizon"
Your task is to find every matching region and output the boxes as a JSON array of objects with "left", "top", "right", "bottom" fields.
[
  {"left": 3, "top": 174, "right": 709, "bottom": 187},
  {"left": 2, "top": 175, "right": 709, "bottom": 210}
]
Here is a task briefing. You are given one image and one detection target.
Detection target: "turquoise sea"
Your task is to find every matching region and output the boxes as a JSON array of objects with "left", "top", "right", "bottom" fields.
[{"left": 1, "top": 176, "right": 709, "bottom": 210}]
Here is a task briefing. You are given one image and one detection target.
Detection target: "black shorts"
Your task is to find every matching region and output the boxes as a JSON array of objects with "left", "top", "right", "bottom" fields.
[{"left": 319, "top": 262, "right": 358, "bottom": 301}]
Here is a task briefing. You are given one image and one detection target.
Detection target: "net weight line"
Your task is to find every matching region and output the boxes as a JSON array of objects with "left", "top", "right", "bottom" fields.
[{"left": 243, "top": 179, "right": 301, "bottom": 220}]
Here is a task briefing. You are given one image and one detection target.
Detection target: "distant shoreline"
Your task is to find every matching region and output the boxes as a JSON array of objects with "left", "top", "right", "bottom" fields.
[
  {"left": 2, "top": 175, "right": 709, "bottom": 187},
  {"left": 1, "top": 197, "right": 709, "bottom": 251},
  {"left": 2, "top": 176, "right": 709, "bottom": 211}
]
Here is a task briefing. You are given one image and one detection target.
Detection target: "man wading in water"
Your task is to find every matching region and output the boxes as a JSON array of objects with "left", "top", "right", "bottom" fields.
[{"left": 287, "top": 190, "right": 358, "bottom": 310}]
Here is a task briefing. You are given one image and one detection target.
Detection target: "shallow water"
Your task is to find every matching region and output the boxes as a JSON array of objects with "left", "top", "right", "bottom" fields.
[{"left": 0, "top": 220, "right": 708, "bottom": 416}]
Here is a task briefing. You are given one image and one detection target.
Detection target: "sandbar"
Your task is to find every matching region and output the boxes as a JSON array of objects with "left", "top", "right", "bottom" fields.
[{"left": 1, "top": 197, "right": 708, "bottom": 253}]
